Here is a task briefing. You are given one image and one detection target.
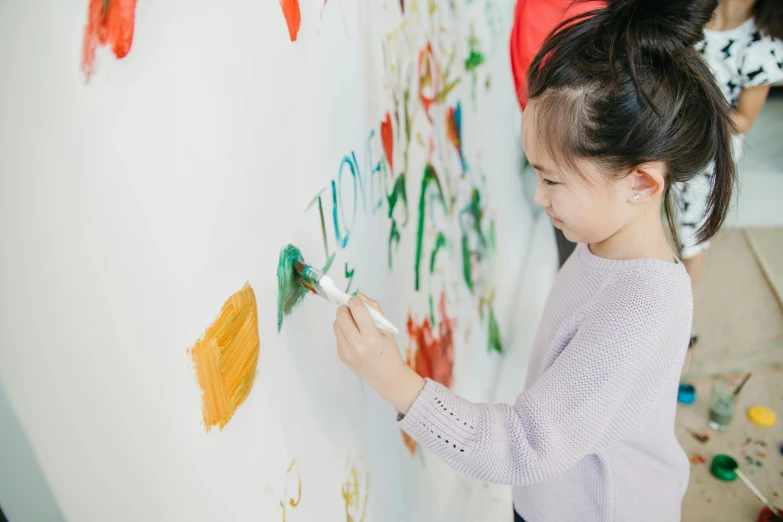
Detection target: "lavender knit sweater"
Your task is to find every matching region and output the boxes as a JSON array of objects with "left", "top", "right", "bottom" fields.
[{"left": 399, "top": 243, "right": 693, "bottom": 521}]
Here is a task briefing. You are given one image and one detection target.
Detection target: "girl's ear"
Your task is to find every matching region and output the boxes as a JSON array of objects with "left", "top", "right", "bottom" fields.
[{"left": 629, "top": 162, "right": 666, "bottom": 202}]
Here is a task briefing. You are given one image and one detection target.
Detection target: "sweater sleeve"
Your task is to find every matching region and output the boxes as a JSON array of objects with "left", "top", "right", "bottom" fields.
[{"left": 398, "top": 272, "right": 691, "bottom": 486}]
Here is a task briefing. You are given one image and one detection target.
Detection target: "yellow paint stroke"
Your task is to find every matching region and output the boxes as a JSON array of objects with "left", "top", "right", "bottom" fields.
[
  {"left": 342, "top": 456, "right": 369, "bottom": 522},
  {"left": 189, "top": 282, "right": 260, "bottom": 431},
  {"left": 281, "top": 459, "right": 301, "bottom": 522}
]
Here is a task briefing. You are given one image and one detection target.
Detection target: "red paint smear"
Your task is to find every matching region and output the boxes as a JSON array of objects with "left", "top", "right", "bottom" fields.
[
  {"left": 689, "top": 455, "right": 706, "bottom": 465},
  {"left": 446, "top": 107, "right": 460, "bottom": 156},
  {"left": 406, "top": 292, "right": 455, "bottom": 388},
  {"left": 381, "top": 112, "right": 394, "bottom": 172},
  {"left": 401, "top": 293, "right": 455, "bottom": 456},
  {"left": 81, "top": 0, "right": 137, "bottom": 81},
  {"left": 280, "top": 0, "right": 301, "bottom": 42}
]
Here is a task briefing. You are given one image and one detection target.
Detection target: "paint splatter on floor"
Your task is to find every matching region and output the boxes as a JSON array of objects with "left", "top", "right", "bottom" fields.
[
  {"left": 342, "top": 456, "right": 369, "bottom": 522},
  {"left": 689, "top": 455, "right": 706, "bottom": 465},
  {"left": 189, "top": 282, "right": 260, "bottom": 431},
  {"left": 81, "top": 0, "right": 137, "bottom": 81},
  {"left": 686, "top": 428, "right": 710, "bottom": 444},
  {"left": 277, "top": 244, "right": 308, "bottom": 332},
  {"left": 280, "top": 0, "right": 301, "bottom": 42}
]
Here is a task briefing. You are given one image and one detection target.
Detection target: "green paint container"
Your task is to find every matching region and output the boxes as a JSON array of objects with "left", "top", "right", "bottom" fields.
[{"left": 710, "top": 454, "right": 739, "bottom": 482}]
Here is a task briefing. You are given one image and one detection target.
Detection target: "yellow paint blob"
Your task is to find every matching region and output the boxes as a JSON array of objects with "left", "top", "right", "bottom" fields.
[
  {"left": 189, "top": 282, "right": 260, "bottom": 431},
  {"left": 747, "top": 405, "right": 776, "bottom": 427}
]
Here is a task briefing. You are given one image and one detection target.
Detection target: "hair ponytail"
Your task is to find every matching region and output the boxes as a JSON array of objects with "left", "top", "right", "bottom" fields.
[{"left": 527, "top": 0, "right": 737, "bottom": 249}]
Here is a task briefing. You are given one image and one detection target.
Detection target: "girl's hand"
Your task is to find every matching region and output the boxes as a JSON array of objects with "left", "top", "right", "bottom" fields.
[{"left": 333, "top": 293, "right": 425, "bottom": 413}]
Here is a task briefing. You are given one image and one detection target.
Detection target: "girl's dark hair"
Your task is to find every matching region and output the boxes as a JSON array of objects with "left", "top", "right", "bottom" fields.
[
  {"left": 526, "top": 0, "right": 736, "bottom": 248},
  {"left": 754, "top": 0, "right": 783, "bottom": 39}
]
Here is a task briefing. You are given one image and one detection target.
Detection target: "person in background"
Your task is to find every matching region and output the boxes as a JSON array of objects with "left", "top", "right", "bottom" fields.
[
  {"left": 676, "top": 0, "right": 783, "bottom": 345},
  {"left": 509, "top": 0, "right": 604, "bottom": 267}
]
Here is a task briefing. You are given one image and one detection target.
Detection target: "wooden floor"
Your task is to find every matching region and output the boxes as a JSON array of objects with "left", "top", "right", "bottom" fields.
[{"left": 678, "top": 228, "right": 783, "bottom": 521}]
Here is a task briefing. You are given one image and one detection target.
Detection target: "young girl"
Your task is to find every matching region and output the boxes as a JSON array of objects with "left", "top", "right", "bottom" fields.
[
  {"left": 676, "top": 0, "right": 783, "bottom": 342},
  {"left": 332, "top": 0, "right": 736, "bottom": 520}
]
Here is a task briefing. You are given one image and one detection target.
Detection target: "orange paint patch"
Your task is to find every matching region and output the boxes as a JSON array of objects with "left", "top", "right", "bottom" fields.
[
  {"left": 402, "top": 431, "right": 417, "bottom": 455},
  {"left": 280, "top": 0, "right": 301, "bottom": 42},
  {"left": 81, "top": 0, "right": 137, "bottom": 81},
  {"left": 689, "top": 455, "right": 706, "bottom": 465},
  {"left": 189, "top": 282, "right": 260, "bottom": 431}
]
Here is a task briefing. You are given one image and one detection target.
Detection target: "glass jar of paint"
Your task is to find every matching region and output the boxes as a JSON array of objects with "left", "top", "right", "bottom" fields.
[{"left": 709, "top": 379, "right": 736, "bottom": 431}]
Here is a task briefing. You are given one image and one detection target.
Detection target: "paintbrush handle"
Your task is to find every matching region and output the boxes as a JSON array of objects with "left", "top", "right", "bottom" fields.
[
  {"left": 363, "top": 302, "right": 401, "bottom": 335},
  {"left": 733, "top": 373, "right": 752, "bottom": 397},
  {"left": 735, "top": 469, "right": 782, "bottom": 518},
  {"left": 321, "top": 279, "right": 400, "bottom": 335}
]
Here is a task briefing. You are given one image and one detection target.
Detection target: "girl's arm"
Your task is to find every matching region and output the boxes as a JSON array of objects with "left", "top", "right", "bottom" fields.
[
  {"left": 334, "top": 276, "right": 690, "bottom": 486},
  {"left": 732, "top": 84, "right": 772, "bottom": 134}
]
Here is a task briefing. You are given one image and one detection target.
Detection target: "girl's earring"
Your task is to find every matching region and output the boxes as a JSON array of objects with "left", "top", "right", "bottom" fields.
[{"left": 632, "top": 194, "right": 640, "bottom": 201}]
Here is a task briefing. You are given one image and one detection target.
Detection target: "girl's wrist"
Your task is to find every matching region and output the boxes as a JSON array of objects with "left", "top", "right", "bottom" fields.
[{"left": 376, "top": 365, "right": 426, "bottom": 414}]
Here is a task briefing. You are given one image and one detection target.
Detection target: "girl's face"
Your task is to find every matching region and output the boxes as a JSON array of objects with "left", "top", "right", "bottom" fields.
[{"left": 521, "top": 100, "right": 637, "bottom": 245}]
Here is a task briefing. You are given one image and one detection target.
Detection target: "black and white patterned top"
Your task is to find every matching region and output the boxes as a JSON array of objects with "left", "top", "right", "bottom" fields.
[{"left": 695, "top": 17, "right": 783, "bottom": 108}]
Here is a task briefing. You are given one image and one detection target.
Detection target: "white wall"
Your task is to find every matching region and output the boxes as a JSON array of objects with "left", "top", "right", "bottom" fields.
[{"left": 0, "top": 1, "right": 544, "bottom": 521}]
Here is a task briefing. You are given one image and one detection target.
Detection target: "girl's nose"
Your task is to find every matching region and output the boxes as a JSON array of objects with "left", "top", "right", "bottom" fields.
[{"left": 533, "top": 177, "right": 549, "bottom": 208}]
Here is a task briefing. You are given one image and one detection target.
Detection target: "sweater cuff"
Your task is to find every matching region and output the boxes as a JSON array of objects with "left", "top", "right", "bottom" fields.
[{"left": 397, "top": 379, "right": 478, "bottom": 457}]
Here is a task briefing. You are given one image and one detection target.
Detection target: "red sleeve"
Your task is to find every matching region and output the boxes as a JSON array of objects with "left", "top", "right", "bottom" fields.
[{"left": 509, "top": 0, "right": 605, "bottom": 111}]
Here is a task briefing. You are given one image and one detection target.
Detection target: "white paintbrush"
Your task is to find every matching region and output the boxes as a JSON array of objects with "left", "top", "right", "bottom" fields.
[{"left": 293, "top": 259, "right": 400, "bottom": 335}]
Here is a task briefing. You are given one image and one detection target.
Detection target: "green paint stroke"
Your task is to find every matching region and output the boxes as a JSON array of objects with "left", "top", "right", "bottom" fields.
[
  {"left": 460, "top": 188, "right": 488, "bottom": 291},
  {"left": 468, "top": 188, "right": 487, "bottom": 252},
  {"left": 387, "top": 174, "right": 408, "bottom": 269},
  {"left": 277, "top": 244, "right": 308, "bottom": 332},
  {"left": 429, "top": 232, "right": 447, "bottom": 273},
  {"left": 487, "top": 304, "right": 503, "bottom": 354},
  {"left": 465, "top": 49, "right": 485, "bottom": 72},
  {"left": 461, "top": 233, "right": 473, "bottom": 292},
  {"left": 415, "top": 165, "right": 446, "bottom": 291},
  {"left": 465, "top": 25, "right": 486, "bottom": 72},
  {"left": 344, "top": 262, "right": 355, "bottom": 294},
  {"left": 389, "top": 220, "right": 401, "bottom": 269},
  {"left": 387, "top": 174, "right": 409, "bottom": 226},
  {"left": 318, "top": 196, "right": 336, "bottom": 274}
]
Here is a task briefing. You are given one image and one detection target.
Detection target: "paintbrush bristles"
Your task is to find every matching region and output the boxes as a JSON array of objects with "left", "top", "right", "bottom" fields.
[
  {"left": 293, "top": 259, "right": 324, "bottom": 296},
  {"left": 190, "top": 282, "right": 260, "bottom": 431},
  {"left": 277, "top": 244, "right": 309, "bottom": 331}
]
